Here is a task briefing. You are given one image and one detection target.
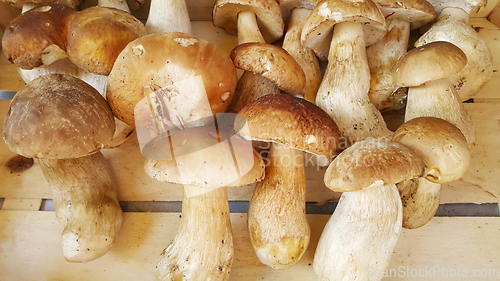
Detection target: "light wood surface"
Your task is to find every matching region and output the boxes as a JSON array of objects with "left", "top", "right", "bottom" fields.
[{"left": 0, "top": 211, "right": 498, "bottom": 281}]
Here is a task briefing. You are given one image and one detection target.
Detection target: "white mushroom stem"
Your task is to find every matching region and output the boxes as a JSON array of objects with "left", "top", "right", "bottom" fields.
[
  {"left": 398, "top": 178, "right": 441, "bottom": 229},
  {"left": 415, "top": 7, "right": 493, "bottom": 101},
  {"left": 316, "top": 22, "right": 392, "bottom": 143},
  {"left": 38, "top": 151, "right": 123, "bottom": 263},
  {"left": 405, "top": 78, "right": 475, "bottom": 147},
  {"left": 248, "top": 143, "right": 310, "bottom": 269},
  {"left": 98, "top": 0, "right": 131, "bottom": 12},
  {"left": 366, "top": 18, "right": 410, "bottom": 112},
  {"left": 313, "top": 183, "right": 402, "bottom": 281},
  {"left": 145, "top": 0, "right": 192, "bottom": 34},
  {"left": 155, "top": 187, "right": 233, "bottom": 281},
  {"left": 237, "top": 10, "right": 265, "bottom": 44},
  {"left": 282, "top": 7, "right": 321, "bottom": 102}
]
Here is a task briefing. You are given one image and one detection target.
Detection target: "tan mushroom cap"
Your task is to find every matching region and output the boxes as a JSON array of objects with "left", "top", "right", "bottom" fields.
[
  {"left": 1, "top": 0, "right": 84, "bottom": 9},
  {"left": 373, "top": 0, "right": 436, "bottom": 29},
  {"left": 278, "top": 0, "right": 320, "bottom": 23},
  {"left": 3, "top": 74, "right": 115, "bottom": 159},
  {"left": 393, "top": 117, "right": 470, "bottom": 183},
  {"left": 393, "top": 41, "right": 467, "bottom": 87},
  {"left": 144, "top": 126, "right": 265, "bottom": 188},
  {"left": 1, "top": 4, "right": 77, "bottom": 69},
  {"left": 107, "top": 32, "right": 238, "bottom": 127},
  {"left": 324, "top": 138, "right": 427, "bottom": 192},
  {"left": 66, "top": 7, "right": 147, "bottom": 76},
  {"left": 230, "top": 42, "right": 306, "bottom": 95},
  {"left": 426, "top": 0, "right": 487, "bottom": 14},
  {"left": 236, "top": 94, "right": 341, "bottom": 160},
  {"left": 212, "top": 0, "right": 284, "bottom": 43},
  {"left": 301, "top": 0, "right": 386, "bottom": 61}
]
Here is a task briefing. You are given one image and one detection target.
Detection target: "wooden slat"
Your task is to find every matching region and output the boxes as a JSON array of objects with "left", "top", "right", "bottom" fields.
[
  {"left": 1, "top": 199, "right": 41, "bottom": 210},
  {"left": 0, "top": 52, "right": 24, "bottom": 92},
  {"left": 2, "top": 101, "right": 499, "bottom": 203},
  {"left": 0, "top": 211, "right": 498, "bottom": 280},
  {"left": 470, "top": 0, "right": 500, "bottom": 18},
  {"left": 488, "top": 2, "right": 500, "bottom": 27}
]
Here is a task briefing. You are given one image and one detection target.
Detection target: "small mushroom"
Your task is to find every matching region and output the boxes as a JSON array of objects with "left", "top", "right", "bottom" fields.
[
  {"left": 237, "top": 94, "right": 340, "bottom": 269},
  {"left": 3, "top": 74, "right": 122, "bottom": 262}
]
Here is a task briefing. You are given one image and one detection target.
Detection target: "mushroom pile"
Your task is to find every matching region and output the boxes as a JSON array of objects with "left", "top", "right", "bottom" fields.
[{"left": 0, "top": 0, "right": 491, "bottom": 279}]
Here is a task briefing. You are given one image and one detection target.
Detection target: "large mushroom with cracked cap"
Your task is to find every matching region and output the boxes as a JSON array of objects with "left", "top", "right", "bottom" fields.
[
  {"left": 3, "top": 74, "right": 122, "bottom": 263},
  {"left": 236, "top": 94, "right": 340, "bottom": 269}
]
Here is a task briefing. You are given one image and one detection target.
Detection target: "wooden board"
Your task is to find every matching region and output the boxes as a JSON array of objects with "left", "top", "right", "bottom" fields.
[{"left": 0, "top": 211, "right": 499, "bottom": 280}]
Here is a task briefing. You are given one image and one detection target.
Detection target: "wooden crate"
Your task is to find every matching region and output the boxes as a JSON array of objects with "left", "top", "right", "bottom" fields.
[{"left": 1, "top": 1, "right": 500, "bottom": 280}]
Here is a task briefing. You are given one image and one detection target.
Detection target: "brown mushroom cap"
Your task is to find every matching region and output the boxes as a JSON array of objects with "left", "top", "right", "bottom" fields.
[
  {"left": 393, "top": 117, "right": 470, "bottom": 183},
  {"left": 1, "top": 0, "right": 84, "bottom": 9},
  {"left": 144, "top": 125, "right": 265, "bottom": 188},
  {"left": 230, "top": 42, "right": 306, "bottom": 95},
  {"left": 373, "top": 0, "right": 435, "bottom": 29},
  {"left": 235, "top": 94, "right": 341, "bottom": 160},
  {"left": 3, "top": 74, "right": 115, "bottom": 159},
  {"left": 107, "top": 32, "right": 238, "bottom": 127},
  {"left": 393, "top": 41, "right": 467, "bottom": 87},
  {"left": 1, "top": 4, "right": 77, "bottom": 69},
  {"left": 301, "top": 0, "right": 386, "bottom": 60},
  {"left": 66, "top": 6, "right": 147, "bottom": 76},
  {"left": 212, "top": 0, "right": 284, "bottom": 43},
  {"left": 324, "top": 138, "right": 427, "bottom": 192}
]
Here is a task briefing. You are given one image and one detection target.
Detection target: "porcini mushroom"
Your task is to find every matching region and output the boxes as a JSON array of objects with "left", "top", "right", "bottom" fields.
[
  {"left": 301, "top": 0, "right": 393, "bottom": 142},
  {"left": 366, "top": 0, "right": 435, "bottom": 111},
  {"left": 145, "top": 0, "right": 191, "bottom": 34},
  {"left": 393, "top": 117, "right": 471, "bottom": 228},
  {"left": 144, "top": 125, "right": 265, "bottom": 280},
  {"left": 315, "top": 138, "right": 426, "bottom": 280},
  {"left": 236, "top": 94, "right": 340, "bottom": 269},
  {"left": 3, "top": 74, "right": 122, "bottom": 262},
  {"left": 414, "top": 5, "right": 493, "bottom": 101}
]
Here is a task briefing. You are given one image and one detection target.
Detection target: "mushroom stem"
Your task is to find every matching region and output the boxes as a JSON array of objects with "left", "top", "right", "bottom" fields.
[
  {"left": 155, "top": 187, "right": 233, "bottom": 281},
  {"left": 282, "top": 7, "right": 321, "bottom": 102},
  {"left": 316, "top": 21, "right": 392, "bottom": 142},
  {"left": 248, "top": 142, "right": 310, "bottom": 269},
  {"left": 398, "top": 178, "right": 441, "bottom": 229},
  {"left": 366, "top": 18, "right": 410, "bottom": 112},
  {"left": 237, "top": 10, "right": 266, "bottom": 44},
  {"left": 145, "top": 0, "right": 192, "bottom": 34},
  {"left": 98, "top": 0, "right": 131, "bottom": 12},
  {"left": 405, "top": 78, "right": 475, "bottom": 147},
  {"left": 313, "top": 183, "right": 402, "bottom": 281},
  {"left": 38, "top": 152, "right": 123, "bottom": 263}
]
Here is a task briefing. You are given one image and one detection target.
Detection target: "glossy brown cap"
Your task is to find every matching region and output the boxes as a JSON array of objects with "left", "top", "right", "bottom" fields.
[
  {"left": 236, "top": 94, "right": 341, "bottom": 160},
  {"left": 324, "top": 138, "right": 426, "bottom": 192},
  {"left": 107, "top": 32, "right": 237, "bottom": 127},
  {"left": 213, "top": 0, "right": 284, "bottom": 43},
  {"left": 3, "top": 74, "right": 115, "bottom": 159},
  {"left": 393, "top": 117, "right": 470, "bottom": 183},
  {"left": 394, "top": 41, "right": 467, "bottom": 87},
  {"left": 1, "top": 4, "right": 77, "bottom": 69},
  {"left": 66, "top": 6, "right": 147, "bottom": 76},
  {"left": 230, "top": 42, "right": 306, "bottom": 95}
]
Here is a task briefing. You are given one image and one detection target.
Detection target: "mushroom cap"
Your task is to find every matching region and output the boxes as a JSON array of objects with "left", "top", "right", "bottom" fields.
[
  {"left": 1, "top": 4, "right": 77, "bottom": 69},
  {"left": 212, "top": 0, "right": 284, "bottom": 43},
  {"left": 144, "top": 125, "right": 265, "bottom": 188},
  {"left": 2, "top": 0, "right": 84, "bottom": 9},
  {"left": 3, "top": 74, "right": 115, "bottom": 159},
  {"left": 230, "top": 42, "right": 306, "bottom": 95},
  {"left": 373, "top": 0, "right": 435, "bottom": 29},
  {"left": 426, "top": 0, "right": 487, "bottom": 14},
  {"left": 66, "top": 6, "right": 147, "bottom": 76},
  {"left": 393, "top": 41, "right": 467, "bottom": 87},
  {"left": 235, "top": 94, "right": 341, "bottom": 160},
  {"left": 324, "top": 138, "right": 427, "bottom": 192},
  {"left": 106, "top": 32, "right": 238, "bottom": 127},
  {"left": 301, "top": 0, "right": 386, "bottom": 60},
  {"left": 393, "top": 117, "right": 470, "bottom": 183},
  {"left": 278, "top": 0, "right": 320, "bottom": 23}
]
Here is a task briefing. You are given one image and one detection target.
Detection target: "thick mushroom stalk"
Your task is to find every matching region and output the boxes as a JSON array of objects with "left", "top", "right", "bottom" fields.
[
  {"left": 145, "top": 0, "right": 192, "bottom": 34},
  {"left": 316, "top": 21, "right": 392, "bottom": 141},
  {"left": 415, "top": 7, "right": 493, "bottom": 101},
  {"left": 38, "top": 152, "right": 122, "bottom": 262},
  {"left": 398, "top": 178, "right": 441, "bottom": 229},
  {"left": 155, "top": 187, "right": 233, "bottom": 281},
  {"left": 238, "top": 94, "right": 340, "bottom": 269}
]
